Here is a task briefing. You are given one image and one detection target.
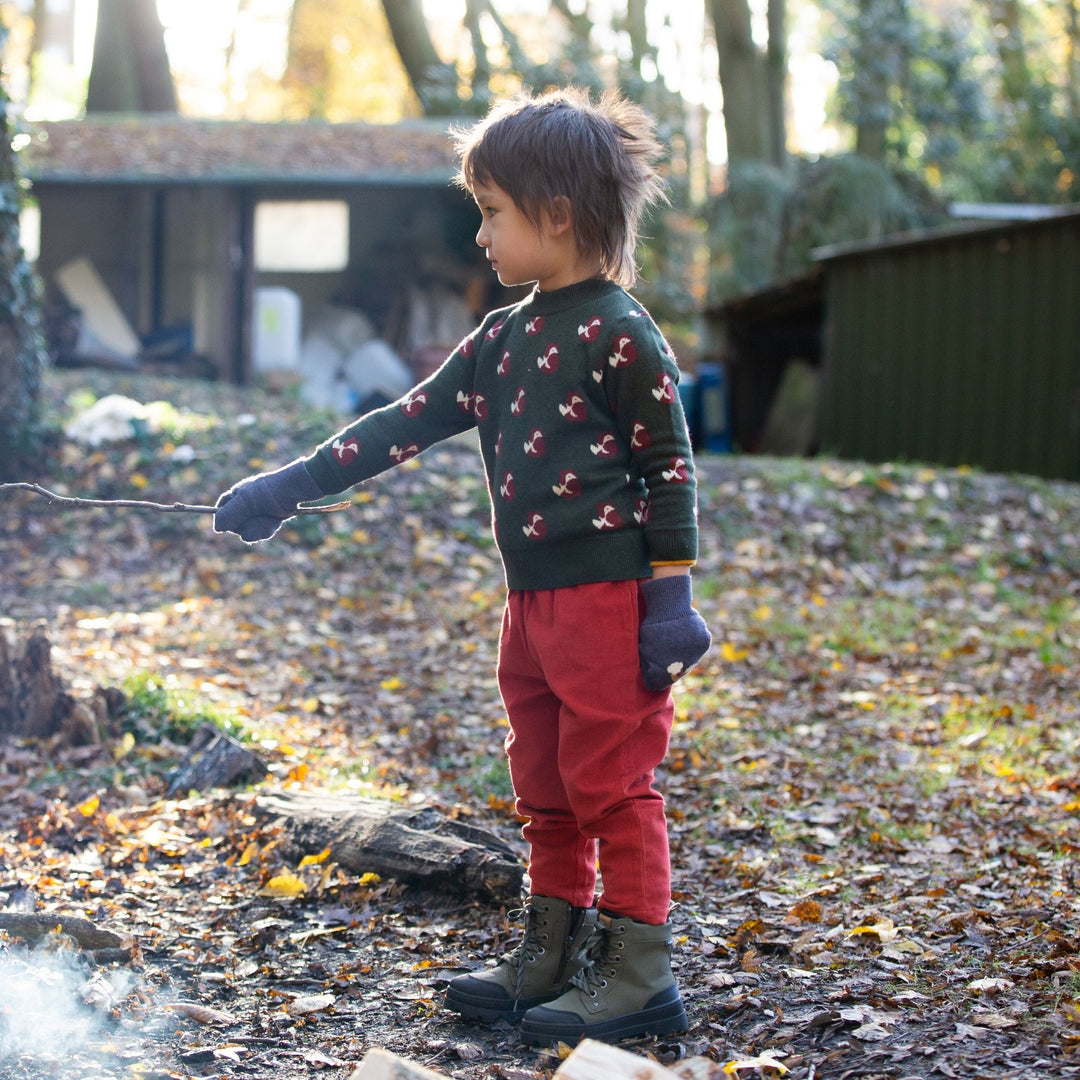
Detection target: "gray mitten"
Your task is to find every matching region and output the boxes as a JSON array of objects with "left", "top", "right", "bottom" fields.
[
  {"left": 639, "top": 575, "right": 712, "bottom": 691},
  {"left": 214, "top": 460, "right": 324, "bottom": 543}
]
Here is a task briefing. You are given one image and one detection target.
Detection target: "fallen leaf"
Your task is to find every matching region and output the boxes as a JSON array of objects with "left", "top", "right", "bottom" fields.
[{"left": 166, "top": 1002, "right": 238, "bottom": 1025}]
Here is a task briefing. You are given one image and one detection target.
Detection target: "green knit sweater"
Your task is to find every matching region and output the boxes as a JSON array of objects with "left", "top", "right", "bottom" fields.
[{"left": 304, "top": 277, "right": 698, "bottom": 590}]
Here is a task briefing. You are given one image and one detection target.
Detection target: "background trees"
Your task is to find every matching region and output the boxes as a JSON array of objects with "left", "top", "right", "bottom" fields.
[
  {"left": 2, "top": 0, "right": 1078, "bottom": 351},
  {"left": 0, "top": 14, "right": 46, "bottom": 480}
]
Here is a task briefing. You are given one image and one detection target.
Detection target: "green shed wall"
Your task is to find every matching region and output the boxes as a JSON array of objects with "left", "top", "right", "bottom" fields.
[{"left": 818, "top": 215, "right": 1080, "bottom": 480}]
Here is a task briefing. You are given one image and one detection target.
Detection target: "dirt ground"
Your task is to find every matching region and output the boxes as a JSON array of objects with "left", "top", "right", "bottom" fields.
[{"left": 1, "top": 369, "right": 1079, "bottom": 1079}]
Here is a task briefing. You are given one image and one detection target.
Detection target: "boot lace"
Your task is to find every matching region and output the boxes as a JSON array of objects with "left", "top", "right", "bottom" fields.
[
  {"left": 500, "top": 904, "right": 551, "bottom": 998},
  {"left": 568, "top": 920, "right": 624, "bottom": 997}
]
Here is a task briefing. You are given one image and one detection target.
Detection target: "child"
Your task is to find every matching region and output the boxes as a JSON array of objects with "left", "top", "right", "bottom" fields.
[{"left": 214, "top": 87, "right": 711, "bottom": 1046}]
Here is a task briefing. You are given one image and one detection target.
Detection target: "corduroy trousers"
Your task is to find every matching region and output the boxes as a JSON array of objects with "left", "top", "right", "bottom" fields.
[{"left": 497, "top": 580, "right": 675, "bottom": 925}]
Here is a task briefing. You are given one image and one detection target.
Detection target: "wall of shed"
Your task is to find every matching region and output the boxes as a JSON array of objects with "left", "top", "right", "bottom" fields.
[{"left": 818, "top": 218, "right": 1080, "bottom": 480}]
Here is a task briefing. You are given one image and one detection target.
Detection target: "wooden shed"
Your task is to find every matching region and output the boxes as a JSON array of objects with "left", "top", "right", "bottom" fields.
[
  {"left": 20, "top": 116, "right": 491, "bottom": 384},
  {"left": 709, "top": 206, "right": 1080, "bottom": 480}
]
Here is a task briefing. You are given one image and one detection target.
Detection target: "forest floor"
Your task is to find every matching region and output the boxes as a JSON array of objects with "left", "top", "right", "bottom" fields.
[{"left": 1, "top": 369, "right": 1079, "bottom": 1080}]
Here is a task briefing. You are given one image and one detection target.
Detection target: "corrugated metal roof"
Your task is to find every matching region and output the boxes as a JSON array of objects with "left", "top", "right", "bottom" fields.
[{"left": 20, "top": 115, "right": 462, "bottom": 186}]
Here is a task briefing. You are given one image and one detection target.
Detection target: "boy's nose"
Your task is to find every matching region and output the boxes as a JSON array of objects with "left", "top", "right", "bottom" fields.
[{"left": 475, "top": 223, "right": 488, "bottom": 248}]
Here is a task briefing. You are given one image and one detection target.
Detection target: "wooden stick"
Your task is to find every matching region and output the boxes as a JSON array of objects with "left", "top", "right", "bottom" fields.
[{"left": 0, "top": 482, "right": 351, "bottom": 516}]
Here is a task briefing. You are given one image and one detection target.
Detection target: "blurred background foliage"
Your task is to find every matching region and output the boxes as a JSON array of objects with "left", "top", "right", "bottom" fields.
[{"left": 0, "top": 0, "right": 1078, "bottom": 442}]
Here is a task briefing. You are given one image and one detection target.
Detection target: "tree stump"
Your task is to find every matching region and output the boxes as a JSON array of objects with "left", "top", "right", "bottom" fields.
[
  {"left": 254, "top": 789, "right": 524, "bottom": 902},
  {"left": 0, "top": 621, "right": 119, "bottom": 743}
]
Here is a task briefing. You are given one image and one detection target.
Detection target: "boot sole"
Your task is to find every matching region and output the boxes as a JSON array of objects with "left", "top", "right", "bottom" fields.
[
  {"left": 518, "top": 985, "right": 688, "bottom": 1046},
  {"left": 444, "top": 985, "right": 559, "bottom": 1023}
]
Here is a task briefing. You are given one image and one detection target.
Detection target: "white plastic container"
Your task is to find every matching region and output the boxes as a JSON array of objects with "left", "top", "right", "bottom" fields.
[{"left": 253, "top": 286, "right": 301, "bottom": 371}]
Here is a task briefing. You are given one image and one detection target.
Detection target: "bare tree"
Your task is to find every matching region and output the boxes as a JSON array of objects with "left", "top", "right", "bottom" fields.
[
  {"left": 86, "top": 0, "right": 177, "bottom": 113},
  {"left": 379, "top": 0, "right": 460, "bottom": 115},
  {"left": 706, "top": 0, "right": 787, "bottom": 168},
  {"left": 0, "top": 17, "right": 46, "bottom": 481}
]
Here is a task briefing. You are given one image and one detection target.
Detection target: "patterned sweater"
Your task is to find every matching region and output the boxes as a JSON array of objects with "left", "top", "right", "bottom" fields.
[{"left": 304, "top": 277, "right": 698, "bottom": 590}]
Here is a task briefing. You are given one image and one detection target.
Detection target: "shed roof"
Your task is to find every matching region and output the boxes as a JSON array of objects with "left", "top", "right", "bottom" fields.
[
  {"left": 812, "top": 203, "right": 1080, "bottom": 263},
  {"left": 21, "top": 115, "right": 462, "bottom": 186}
]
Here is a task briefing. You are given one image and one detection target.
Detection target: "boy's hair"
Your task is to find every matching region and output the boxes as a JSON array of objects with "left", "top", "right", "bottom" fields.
[{"left": 452, "top": 87, "right": 667, "bottom": 288}]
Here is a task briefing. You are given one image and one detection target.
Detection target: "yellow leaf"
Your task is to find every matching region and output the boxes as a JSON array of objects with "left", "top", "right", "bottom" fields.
[
  {"left": 77, "top": 795, "right": 100, "bottom": 817},
  {"left": 298, "top": 847, "right": 332, "bottom": 868},
  {"left": 720, "top": 642, "right": 749, "bottom": 662},
  {"left": 241, "top": 581, "right": 256, "bottom": 596},
  {"left": 752, "top": 604, "right": 772, "bottom": 621},
  {"left": 129, "top": 473, "right": 149, "bottom": 490},
  {"left": 238, "top": 842, "right": 258, "bottom": 866},
  {"left": 380, "top": 677, "right": 405, "bottom": 691},
  {"left": 359, "top": 872, "right": 382, "bottom": 887},
  {"left": 259, "top": 873, "right": 307, "bottom": 898},
  {"left": 724, "top": 1051, "right": 788, "bottom": 1074},
  {"left": 848, "top": 917, "right": 898, "bottom": 942},
  {"left": 300, "top": 697, "right": 320, "bottom": 713},
  {"left": 113, "top": 731, "right": 136, "bottom": 761},
  {"left": 287, "top": 762, "right": 309, "bottom": 783}
]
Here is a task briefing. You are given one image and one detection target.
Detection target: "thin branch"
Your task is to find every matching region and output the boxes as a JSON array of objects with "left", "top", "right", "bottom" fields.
[{"left": 0, "top": 483, "right": 351, "bottom": 516}]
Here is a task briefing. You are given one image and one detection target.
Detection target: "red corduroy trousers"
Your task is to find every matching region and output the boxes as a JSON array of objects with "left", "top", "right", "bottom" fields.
[{"left": 497, "top": 580, "right": 675, "bottom": 925}]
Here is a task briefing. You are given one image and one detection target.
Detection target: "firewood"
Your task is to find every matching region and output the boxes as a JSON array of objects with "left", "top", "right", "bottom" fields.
[
  {"left": 552, "top": 1039, "right": 681, "bottom": 1079},
  {"left": 348, "top": 1047, "right": 449, "bottom": 1079}
]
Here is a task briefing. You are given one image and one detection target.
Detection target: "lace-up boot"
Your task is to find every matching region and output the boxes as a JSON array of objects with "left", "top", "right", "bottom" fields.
[
  {"left": 445, "top": 896, "right": 596, "bottom": 1022},
  {"left": 518, "top": 912, "right": 688, "bottom": 1045}
]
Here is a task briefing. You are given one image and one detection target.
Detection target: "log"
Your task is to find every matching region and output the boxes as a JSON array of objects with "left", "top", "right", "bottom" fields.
[
  {"left": 0, "top": 911, "right": 132, "bottom": 955},
  {"left": 253, "top": 789, "right": 523, "bottom": 901},
  {"left": 165, "top": 724, "right": 269, "bottom": 796}
]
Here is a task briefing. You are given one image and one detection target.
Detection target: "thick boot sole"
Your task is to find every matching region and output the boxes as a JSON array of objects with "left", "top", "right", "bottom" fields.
[
  {"left": 518, "top": 984, "right": 688, "bottom": 1046},
  {"left": 444, "top": 980, "right": 559, "bottom": 1023}
]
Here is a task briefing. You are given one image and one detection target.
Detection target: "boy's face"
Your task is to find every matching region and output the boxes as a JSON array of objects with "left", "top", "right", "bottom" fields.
[{"left": 472, "top": 180, "right": 580, "bottom": 292}]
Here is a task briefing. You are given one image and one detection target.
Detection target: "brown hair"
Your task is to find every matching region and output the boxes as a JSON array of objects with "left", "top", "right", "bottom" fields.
[{"left": 452, "top": 87, "right": 667, "bottom": 288}]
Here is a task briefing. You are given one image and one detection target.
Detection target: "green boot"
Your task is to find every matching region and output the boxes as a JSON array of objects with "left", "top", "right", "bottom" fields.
[
  {"left": 444, "top": 896, "right": 596, "bottom": 1022},
  {"left": 518, "top": 913, "right": 688, "bottom": 1045}
]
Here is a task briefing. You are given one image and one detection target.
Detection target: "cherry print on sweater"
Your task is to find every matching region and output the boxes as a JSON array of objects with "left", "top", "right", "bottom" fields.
[
  {"left": 526, "top": 316, "right": 544, "bottom": 335},
  {"left": 578, "top": 316, "right": 602, "bottom": 341},
  {"left": 333, "top": 436, "right": 360, "bottom": 465},
  {"left": 401, "top": 389, "right": 427, "bottom": 417},
  {"left": 538, "top": 344, "right": 559, "bottom": 372},
  {"left": 559, "top": 392, "right": 586, "bottom": 420},
  {"left": 553, "top": 471, "right": 581, "bottom": 497}
]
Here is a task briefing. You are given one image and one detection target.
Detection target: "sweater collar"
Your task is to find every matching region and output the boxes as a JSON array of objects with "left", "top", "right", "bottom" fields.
[{"left": 523, "top": 277, "right": 621, "bottom": 315}]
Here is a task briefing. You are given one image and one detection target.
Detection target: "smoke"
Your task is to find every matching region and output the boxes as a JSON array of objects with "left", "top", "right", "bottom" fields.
[{"left": 0, "top": 942, "right": 136, "bottom": 1064}]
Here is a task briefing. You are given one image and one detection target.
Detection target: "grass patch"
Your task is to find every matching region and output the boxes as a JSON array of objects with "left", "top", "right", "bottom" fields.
[{"left": 120, "top": 671, "right": 248, "bottom": 745}]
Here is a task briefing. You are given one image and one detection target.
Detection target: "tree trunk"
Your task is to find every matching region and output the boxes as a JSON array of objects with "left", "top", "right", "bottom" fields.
[
  {"left": 989, "top": 0, "right": 1031, "bottom": 106},
  {"left": 0, "top": 17, "right": 46, "bottom": 481},
  {"left": 765, "top": 0, "right": 788, "bottom": 169},
  {"left": 253, "top": 789, "right": 524, "bottom": 901},
  {"left": 1068, "top": 0, "right": 1080, "bottom": 120},
  {"left": 851, "top": 0, "right": 909, "bottom": 163},
  {"left": 707, "top": 0, "right": 775, "bottom": 166},
  {"left": 379, "top": 0, "right": 459, "bottom": 115},
  {"left": 86, "top": 0, "right": 177, "bottom": 113}
]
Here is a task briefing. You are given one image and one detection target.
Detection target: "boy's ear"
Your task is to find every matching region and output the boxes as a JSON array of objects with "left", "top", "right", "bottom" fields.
[{"left": 548, "top": 195, "right": 573, "bottom": 236}]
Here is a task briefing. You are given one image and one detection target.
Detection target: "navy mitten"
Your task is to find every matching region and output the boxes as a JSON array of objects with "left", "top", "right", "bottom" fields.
[
  {"left": 639, "top": 575, "right": 712, "bottom": 691},
  {"left": 214, "top": 460, "right": 324, "bottom": 543}
]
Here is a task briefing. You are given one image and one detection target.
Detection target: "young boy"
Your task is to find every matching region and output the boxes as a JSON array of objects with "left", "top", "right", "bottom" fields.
[{"left": 214, "top": 87, "right": 710, "bottom": 1046}]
